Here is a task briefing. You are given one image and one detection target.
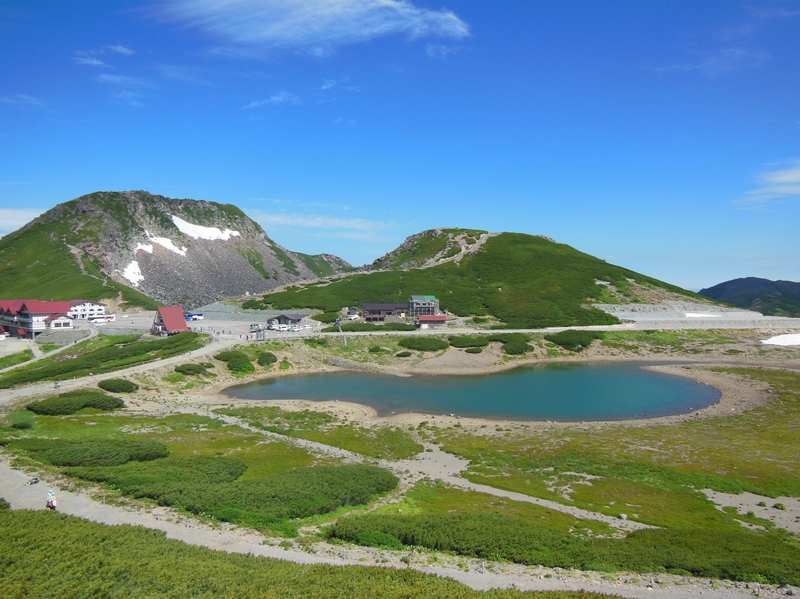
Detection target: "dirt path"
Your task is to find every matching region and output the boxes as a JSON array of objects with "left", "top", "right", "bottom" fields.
[{"left": 0, "top": 458, "right": 779, "bottom": 599}]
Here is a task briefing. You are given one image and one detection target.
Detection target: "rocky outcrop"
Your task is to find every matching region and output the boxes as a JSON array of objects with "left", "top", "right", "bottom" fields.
[{"left": 30, "top": 191, "right": 351, "bottom": 309}]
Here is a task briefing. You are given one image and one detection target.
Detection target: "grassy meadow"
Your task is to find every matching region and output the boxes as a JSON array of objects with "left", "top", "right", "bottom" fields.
[{"left": 1, "top": 328, "right": 799, "bottom": 590}]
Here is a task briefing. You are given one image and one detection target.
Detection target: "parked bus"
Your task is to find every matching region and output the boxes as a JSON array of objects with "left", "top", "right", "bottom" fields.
[{"left": 88, "top": 315, "right": 116, "bottom": 323}]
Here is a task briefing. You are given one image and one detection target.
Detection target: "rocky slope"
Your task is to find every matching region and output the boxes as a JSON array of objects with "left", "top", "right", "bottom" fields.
[{"left": 0, "top": 191, "right": 351, "bottom": 309}]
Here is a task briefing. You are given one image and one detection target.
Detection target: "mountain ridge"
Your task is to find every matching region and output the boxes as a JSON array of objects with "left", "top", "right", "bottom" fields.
[
  {"left": 0, "top": 190, "right": 352, "bottom": 309},
  {"left": 699, "top": 277, "right": 800, "bottom": 317}
]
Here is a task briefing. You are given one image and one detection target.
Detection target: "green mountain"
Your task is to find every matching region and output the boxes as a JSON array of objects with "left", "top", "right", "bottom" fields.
[
  {"left": 244, "top": 229, "right": 697, "bottom": 328},
  {"left": 699, "top": 277, "right": 800, "bottom": 317},
  {"left": 0, "top": 191, "right": 351, "bottom": 309}
]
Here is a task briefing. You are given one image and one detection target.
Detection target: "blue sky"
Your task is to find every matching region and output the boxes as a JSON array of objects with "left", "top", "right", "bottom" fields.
[{"left": 1, "top": 1, "right": 798, "bottom": 290}]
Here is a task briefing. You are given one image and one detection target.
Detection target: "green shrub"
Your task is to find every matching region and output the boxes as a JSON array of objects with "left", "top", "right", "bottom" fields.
[
  {"left": 544, "top": 330, "right": 604, "bottom": 352},
  {"left": 215, "top": 351, "right": 255, "bottom": 374},
  {"left": 0, "top": 509, "right": 548, "bottom": 598},
  {"left": 257, "top": 352, "right": 278, "bottom": 366},
  {"left": 356, "top": 531, "right": 404, "bottom": 550},
  {"left": 398, "top": 337, "right": 449, "bottom": 352},
  {"left": 98, "top": 379, "right": 139, "bottom": 393},
  {"left": 395, "top": 351, "right": 412, "bottom": 358},
  {"left": 502, "top": 341, "right": 532, "bottom": 355},
  {"left": 175, "top": 363, "right": 208, "bottom": 376},
  {"left": 311, "top": 311, "right": 341, "bottom": 323},
  {"left": 322, "top": 322, "right": 417, "bottom": 333},
  {"left": 27, "top": 390, "right": 125, "bottom": 415},
  {"left": 486, "top": 332, "right": 532, "bottom": 354},
  {"left": 328, "top": 513, "right": 800, "bottom": 584},
  {"left": 369, "top": 346, "right": 385, "bottom": 353},
  {"left": 449, "top": 335, "right": 489, "bottom": 348},
  {"left": 303, "top": 338, "right": 328, "bottom": 347},
  {"left": 465, "top": 347, "right": 483, "bottom": 354},
  {"left": 12, "top": 438, "right": 168, "bottom": 467},
  {"left": 69, "top": 461, "right": 397, "bottom": 531},
  {"left": 0, "top": 498, "right": 9, "bottom": 510}
]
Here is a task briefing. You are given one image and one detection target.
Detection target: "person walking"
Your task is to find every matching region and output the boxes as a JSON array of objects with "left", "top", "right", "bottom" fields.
[{"left": 46, "top": 489, "right": 57, "bottom": 510}]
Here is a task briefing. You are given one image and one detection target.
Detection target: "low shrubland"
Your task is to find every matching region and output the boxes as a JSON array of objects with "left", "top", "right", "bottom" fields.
[
  {"left": 328, "top": 513, "right": 800, "bottom": 584},
  {"left": 487, "top": 333, "right": 533, "bottom": 355},
  {"left": 27, "top": 390, "right": 125, "bottom": 415},
  {"left": 448, "top": 335, "right": 489, "bottom": 348},
  {"left": 215, "top": 407, "right": 423, "bottom": 460},
  {"left": 0, "top": 332, "right": 205, "bottom": 388},
  {"left": 174, "top": 363, "right": 212, "bottom": 376},
  {"left": 544, "top": 330, "right": 604, "bottom": 352},
  {"left": 322, "top": 322, "right": 416, "bottom": 333},
  {"left": 398, "top": 337, "right": 449, "bottom": 352},
  {"left": 98, "top": 378, "right": 139, "bottom": 393},
  {"left": 257, "top": 351, "right": 278, "bottom": 366},
  {"left": 10, "top": 438, "right": 168, "bottom": 467},
  {"left": 69, "top": 459, "right": 397, "bottom": 535},
  {"left": 0, "top": 509, "right": 596, "bottom": 598},
  {"left": 214, "top": 350, "right": 255, "bottom": 374}
]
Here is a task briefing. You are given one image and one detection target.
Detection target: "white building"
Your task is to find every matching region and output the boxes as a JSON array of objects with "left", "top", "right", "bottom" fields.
[{"left": 68, "top": 299, "right": 107, "bottom": 320}]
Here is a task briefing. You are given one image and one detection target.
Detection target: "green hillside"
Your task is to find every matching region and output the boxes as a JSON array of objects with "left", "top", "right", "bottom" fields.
[
  {"left": 0, "top": 216, "right": 158, "bottom": 309},
  {"left": 244, "top": 233, "right": 695, "bottom": 328}
]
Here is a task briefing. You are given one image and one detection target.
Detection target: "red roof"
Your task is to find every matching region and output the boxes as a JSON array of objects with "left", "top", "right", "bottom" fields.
[
  {"left": 19, "top": 301, "right": 72, "bottom": 314},
  {"left": 17, "top": 328, "right": 26, "bottom": 336},
  {"left": 418, "top": 315, "right": 447, "bottom": 322},
  {"left": 0, "top": 300, "right": 26, "bottom": 314},
  {"left": 157, "top": 306, "right": 189, "bottom": 333},
  {"left": 45, "top": 313, "right": 69, "bottom": 322},
  {"left": 68, "top": 299, "right": 92, "bottom": 307}
]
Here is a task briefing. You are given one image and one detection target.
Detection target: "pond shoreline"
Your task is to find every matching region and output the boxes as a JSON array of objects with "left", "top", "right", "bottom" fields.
[{"left": 198, "top": 358, "right": 772, "bottom": 432}]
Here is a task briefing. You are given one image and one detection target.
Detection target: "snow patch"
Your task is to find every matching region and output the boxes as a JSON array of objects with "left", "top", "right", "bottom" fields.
[
  {"left": 171, "top": 214, "right": 240, "bottom": 241},
  {"left": 135, "top": 243, "right": 153, "bottom": 254},
  {"left": 121, "top": 261, "right": 144, "bottom": 286},
  {"left": 685, "top": 312, "right": 722, "bottom": 318},
  {"left": 144, "top": 230, "right": 187, "bottom": 257},
  {"left": 762, "top": 333, "right": 800, "bottom": 346}
]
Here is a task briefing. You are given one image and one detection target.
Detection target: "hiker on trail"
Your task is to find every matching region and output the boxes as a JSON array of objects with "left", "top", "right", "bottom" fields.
[{"left": 46, "top": 490, "right": 57, "bottom": 510}]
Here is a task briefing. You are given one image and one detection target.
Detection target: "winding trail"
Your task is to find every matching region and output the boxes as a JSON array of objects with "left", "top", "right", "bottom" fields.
[
  {"left": 0, "top": 334, "right": 795, "bottom": 598},
  {"left": 0, "top": 459, "right": 766, "bottom": 599}
]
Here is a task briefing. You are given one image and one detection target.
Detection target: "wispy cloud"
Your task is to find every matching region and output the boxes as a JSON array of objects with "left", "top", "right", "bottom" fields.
[
  {"left": 737, "top": 159, "right": 800, "bottom": 208},
  {"left": 0, "top": 94, "right": 44, "bottom": 107},
  {"left": 74, "top": 44, "right": 135, "bottom": 68},
  {"left": 97, "top": 74, "right": 150, "bottom": 87},
  {"left": 657, "top": 47, "right": 770, "bottom": 77},
  {"left": 160, "top": 0, "right": 470, "bottom": 54},
  {"left": 0, "top": 208, "right": 46, "bottom": 235},
  {"left": 105, "top": 44, "right": 135, "bottom": 55},
  {"left": 250, "top": 210, "right": 391, "bottom": 232},
  {"left": 657, "top": 7, "right": 799, "bottom": 78},
  {"left": 244, "top": 90, "right": 298, "bottom": 108},
  {"left": 74, "top": 56, "right": 108, "bottom": 67}
]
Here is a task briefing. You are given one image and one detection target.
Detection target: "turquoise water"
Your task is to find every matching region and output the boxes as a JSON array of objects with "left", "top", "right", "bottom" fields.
[{"left": 223, "top": 362, "right": 720, "bottom": 421}]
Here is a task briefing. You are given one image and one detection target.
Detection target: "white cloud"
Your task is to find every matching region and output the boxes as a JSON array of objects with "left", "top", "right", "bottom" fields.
[
  {"left": 0, "top": 94, "right": 44, "bottom": 107},
  {"left": 738, "top": 159, "right": 800, "bottom": 207},
  {"left": 75, "top": 56, "right": 108, "bottom": 67},
  {"left": 0, "top": 208, "right": 46, "bottom": 235},
  {"left": 160, "top": 0, "right": 470, "bottom": 53},
  {"left": 244, "top": 90, "right": 298, "bottom": 108},
  {"left": 249, "top": 209, "right": 391, "bottom": 232},
  {"left": 105, "top": 44, "right": 135, "bottom": 55}
]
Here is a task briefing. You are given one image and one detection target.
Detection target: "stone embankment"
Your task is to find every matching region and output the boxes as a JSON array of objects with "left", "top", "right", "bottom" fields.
[{"left": 594, "top": 301, "right": 800, "bottom": 330}]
